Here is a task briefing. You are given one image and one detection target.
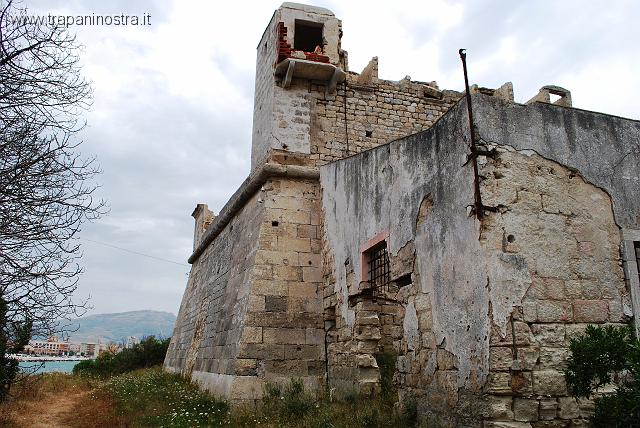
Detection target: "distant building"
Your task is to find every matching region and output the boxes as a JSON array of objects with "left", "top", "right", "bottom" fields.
[
  {"left": 79, "top": 342, "right": 98, "bottom": 358},
  {"left": 69, "top": 343, "right": 81, "bottom": 354},
  {"left": 24, "top": 336, "right": 70, "bottom": 356},
  {"left": 126, "top": 336, "right": 140, "bottom": 348}
]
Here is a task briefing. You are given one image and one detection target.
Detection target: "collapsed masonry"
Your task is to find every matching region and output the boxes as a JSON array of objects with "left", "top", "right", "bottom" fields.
[{"left": 164, "top": 3, "right": 640, "bottom": 426}]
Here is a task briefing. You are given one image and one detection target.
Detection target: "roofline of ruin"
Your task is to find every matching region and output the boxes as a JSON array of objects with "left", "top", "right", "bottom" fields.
[{"left": 188, "top": 163, "right": 320, "bottom": 264}]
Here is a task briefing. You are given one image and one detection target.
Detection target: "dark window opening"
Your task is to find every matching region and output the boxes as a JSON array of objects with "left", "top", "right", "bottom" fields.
[
  {"left": 365, "top": 130, "right": 373, "bottom": 138},
  {"left": 294, "top": 20, "right": 323, "bottom": 52},
  {"left": 367, "top": 241, "right": 390, "bottom": 298},
  {"left": 271, "top": 220, "right": 279, "bottom": 227},
  {"left": 396, "top": 273, "right": 412, "bottom": 288}
]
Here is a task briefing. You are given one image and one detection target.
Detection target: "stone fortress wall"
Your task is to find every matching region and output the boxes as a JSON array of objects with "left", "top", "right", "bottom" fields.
[
  {"left": 166, "top": 2, "right": 464, "bottom": 402},
  {"left": 165, "top": 2, "right": 640, "bottom": 426},
  {"left": 320, "top": 95, "right": 640, "bottom": 426}
]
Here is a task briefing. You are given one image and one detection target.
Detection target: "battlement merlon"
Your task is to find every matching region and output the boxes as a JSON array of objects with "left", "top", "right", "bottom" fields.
[{"left": 191, "top": 203, "right": 214, "bottom": 252}]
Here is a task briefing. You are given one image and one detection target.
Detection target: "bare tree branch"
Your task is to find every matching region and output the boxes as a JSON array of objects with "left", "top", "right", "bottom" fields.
[{"left": 0, "top": 0, "right": 105, "bottom": 400}]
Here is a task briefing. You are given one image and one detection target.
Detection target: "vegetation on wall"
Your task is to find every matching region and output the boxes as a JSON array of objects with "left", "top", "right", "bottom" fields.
[{"left": 565, "top": 324, "right": 640, "bottom": 427}]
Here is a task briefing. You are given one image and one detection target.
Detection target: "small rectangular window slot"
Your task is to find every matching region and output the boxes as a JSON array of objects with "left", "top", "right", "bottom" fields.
[
  {"left": 395, "top": 273, "right": 412, "bottom": 288},
  {"left": 324, "top": 306, "right": 337, "bottom": 330}
]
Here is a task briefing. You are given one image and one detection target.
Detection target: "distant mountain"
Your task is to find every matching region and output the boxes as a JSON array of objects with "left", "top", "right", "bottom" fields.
[{"left": 67, "top": 310, "right": 176, "bottom": 344}]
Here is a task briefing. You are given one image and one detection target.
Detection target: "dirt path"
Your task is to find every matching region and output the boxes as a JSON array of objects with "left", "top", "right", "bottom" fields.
[{"left": 7, "top": 389, "right": 89, "bottom": 428}]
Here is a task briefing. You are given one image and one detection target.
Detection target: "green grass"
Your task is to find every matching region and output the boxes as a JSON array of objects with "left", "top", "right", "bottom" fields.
[
  {"left": 96, "top": 367, "right": 419, "bottom": 427},
  {"left": 95, "top": 367, "right": 228, "bottom": 427}
]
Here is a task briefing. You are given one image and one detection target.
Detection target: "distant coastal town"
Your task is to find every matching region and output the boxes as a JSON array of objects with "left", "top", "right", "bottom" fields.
[{"left": 9, "top": 335, "right": 141, "bottom": 361}]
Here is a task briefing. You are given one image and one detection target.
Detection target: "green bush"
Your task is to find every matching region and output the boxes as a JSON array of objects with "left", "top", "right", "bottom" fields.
[
  {"left": 73, "top": 336, "right": 170, "bottom": 378},
  {"left": 283, "top": 379, "right": 314, "bottom": 417},
  {"left": 263, "top": 379, "right": 315, "bottom": 419},
  {"left": 565, "top": 324, "right": 640, "bottom": 427},
  {"left": 375, "top": 351, "right": 397, "bottom": 403}
]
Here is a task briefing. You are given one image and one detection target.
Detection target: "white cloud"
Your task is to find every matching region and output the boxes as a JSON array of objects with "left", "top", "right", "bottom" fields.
[{"left": 20, "top": 0, "right": 640, "bottom": 315}]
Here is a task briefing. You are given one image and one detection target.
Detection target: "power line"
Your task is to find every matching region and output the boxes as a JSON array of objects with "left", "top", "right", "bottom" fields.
[{"left": 81, "top": 238, "right": 189, "bottom": 267}]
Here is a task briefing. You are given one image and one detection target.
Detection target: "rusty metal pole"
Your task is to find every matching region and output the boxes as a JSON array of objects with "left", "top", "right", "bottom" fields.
[{"left": 459, "top": 49, "right": 483, "bottom": 220}]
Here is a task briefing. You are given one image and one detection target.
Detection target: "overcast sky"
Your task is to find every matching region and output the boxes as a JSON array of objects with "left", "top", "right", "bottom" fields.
[{"left": 24, "top": 0, "right": 640, "bottom": 316}]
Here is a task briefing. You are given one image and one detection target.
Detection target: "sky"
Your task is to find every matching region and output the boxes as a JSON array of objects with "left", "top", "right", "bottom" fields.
[{"left": 23, "top": 0, "right": 640, "bottom": 316}]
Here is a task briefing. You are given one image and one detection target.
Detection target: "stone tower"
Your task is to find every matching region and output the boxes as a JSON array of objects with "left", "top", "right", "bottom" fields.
[
  {"left": 251, "top": 2, "right": 346, "bottom": 169},
  {"left": 164, "top": 3, "right": 350, "bottom": 402},
  {"left": 165, "top": 2, "right": 461, "bottom": 403}
]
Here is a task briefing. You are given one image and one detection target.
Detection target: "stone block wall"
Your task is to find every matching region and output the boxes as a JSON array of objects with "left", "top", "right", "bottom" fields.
[
  {"left": 164, "top": 192, "right": 264, "bottom": 400},
  {"left": 319, "top": 95, "right": 639, "bottom": 426},
  {"left": 480, "top": 148, "right": 630, "bottom": 426},
  {"left": 166, "top": 174, "right": 326, "bottom": 402},
  {"left": 268, "top": 75, "right": 460, "bottom": 169},
  {"left": 309, "top": 75, "right": 460, "bottom": 166},
  {"left": 239, "top": 176, "right": 325, "bottom": 390}
]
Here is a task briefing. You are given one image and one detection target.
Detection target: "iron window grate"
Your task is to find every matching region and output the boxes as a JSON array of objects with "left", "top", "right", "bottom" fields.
[{"left": 368, "top": 242, "right": 390, "bottom": 298}]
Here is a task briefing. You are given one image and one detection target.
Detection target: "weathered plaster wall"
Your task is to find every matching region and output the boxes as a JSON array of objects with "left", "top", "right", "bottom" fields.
[
  {"left": 476, "top": 94, "right": 640, "bottom": 336},
  {"left": 475, "top": 97, "right": 640, "bottom": 229},
  {"left": 320, "top": 99, "right": 489, "bottom": 423},
  {"left": 320, "top": 95, "right": 639, "bottom": 425}
]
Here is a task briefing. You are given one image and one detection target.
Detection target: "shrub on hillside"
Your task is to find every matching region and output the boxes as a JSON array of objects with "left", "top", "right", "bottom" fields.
[
  {"left": 565, "top": 324, "right": 640, "bottom": 427},
  {"left": 73, "top": 336, "right": 170, "bottom": 377}
]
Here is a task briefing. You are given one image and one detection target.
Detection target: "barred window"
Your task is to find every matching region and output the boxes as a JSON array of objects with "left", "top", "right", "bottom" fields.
[{"left": 366, "top": 241, "right": 390, "bottom": 298}]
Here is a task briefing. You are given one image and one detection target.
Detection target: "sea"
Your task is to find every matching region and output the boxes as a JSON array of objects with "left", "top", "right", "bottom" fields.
[{"left": 18, "top": 360, "right": 81, "bottom": 374}]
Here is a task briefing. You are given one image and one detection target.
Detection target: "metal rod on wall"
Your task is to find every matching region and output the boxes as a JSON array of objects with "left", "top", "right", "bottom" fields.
[{"left": 459, "top": 49, "right": 484, "bottom": 220}]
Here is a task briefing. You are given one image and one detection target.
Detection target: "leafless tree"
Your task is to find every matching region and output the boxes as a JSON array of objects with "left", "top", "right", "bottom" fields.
[{"left": 0, "top": 0, "right": 104, "bottom": 398}]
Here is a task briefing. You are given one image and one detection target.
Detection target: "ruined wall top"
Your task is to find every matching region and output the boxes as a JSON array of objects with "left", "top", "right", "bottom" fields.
[{"left": 275, "top": 2, "right": 344, "bottom": 66}]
